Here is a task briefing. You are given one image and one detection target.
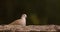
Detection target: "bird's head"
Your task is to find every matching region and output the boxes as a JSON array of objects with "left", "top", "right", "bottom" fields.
[{"left": 21, "top": 14, "right": 27, "bottom": 19}]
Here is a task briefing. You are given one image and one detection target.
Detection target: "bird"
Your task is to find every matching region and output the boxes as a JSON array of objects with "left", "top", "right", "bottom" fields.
[{"left": 9, "top": 14, "right": 27, "bottom": 26}]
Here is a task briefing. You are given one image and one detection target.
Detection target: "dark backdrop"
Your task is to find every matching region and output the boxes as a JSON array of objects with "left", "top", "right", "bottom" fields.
[{"left": 0, "top": 0, "right": 60, "bottom": 25}]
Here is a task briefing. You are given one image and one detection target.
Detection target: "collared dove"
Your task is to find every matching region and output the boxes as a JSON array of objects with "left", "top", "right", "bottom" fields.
[{"left": 9, "top": 14, "right": 27, "bottom": 26}]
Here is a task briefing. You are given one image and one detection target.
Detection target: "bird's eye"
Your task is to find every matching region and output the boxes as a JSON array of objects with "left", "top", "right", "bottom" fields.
[{"left": 22, "top": 14, "right": 27, "bottom": 17}]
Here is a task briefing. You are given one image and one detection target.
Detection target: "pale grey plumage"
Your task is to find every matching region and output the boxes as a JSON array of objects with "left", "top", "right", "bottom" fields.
[{"left": 9, "top": 14, "right": 27, "bottom": 26}]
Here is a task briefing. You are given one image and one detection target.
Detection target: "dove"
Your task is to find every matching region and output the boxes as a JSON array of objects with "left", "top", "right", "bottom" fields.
[{"left": 9, "top": 14, "right": 27, "bottom": 26}]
